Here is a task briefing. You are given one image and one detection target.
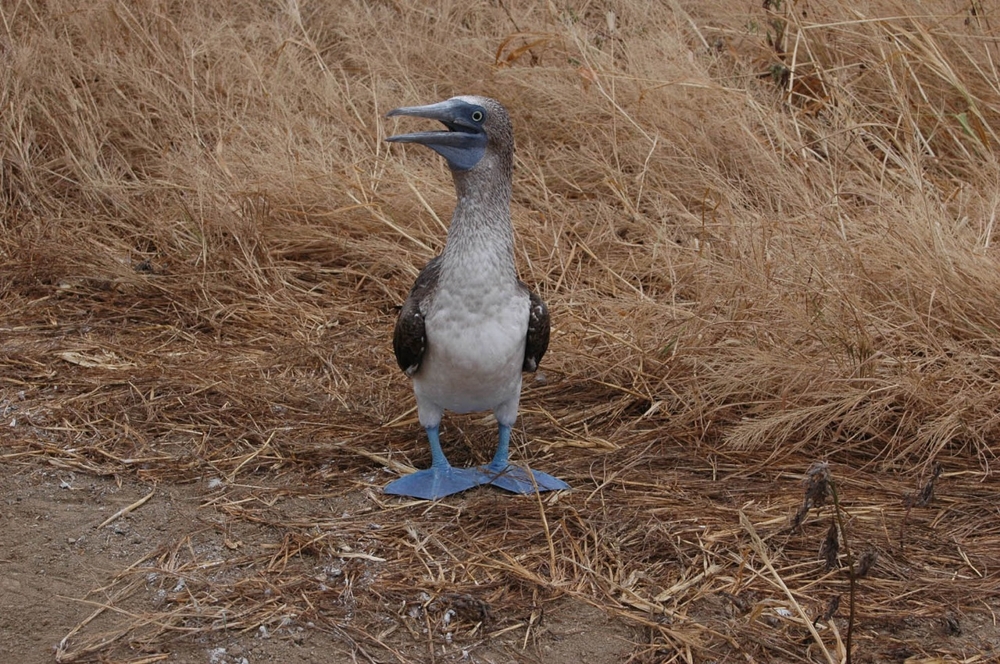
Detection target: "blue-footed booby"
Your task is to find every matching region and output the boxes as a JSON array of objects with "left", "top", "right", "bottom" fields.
[{"left": 384, "top": 96, "right": 569, "bottom": 500}]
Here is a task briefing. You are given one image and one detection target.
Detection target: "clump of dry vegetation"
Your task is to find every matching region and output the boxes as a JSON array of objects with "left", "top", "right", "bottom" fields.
[{"left": 2, "top": 0, "right": 1000, "bottom": 661}]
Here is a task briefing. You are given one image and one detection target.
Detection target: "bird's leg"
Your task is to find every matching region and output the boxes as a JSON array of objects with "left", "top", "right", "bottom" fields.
[
  {"left": 479, "top": 424, "right": 570, "bottom": 494},
  {"left": 427, "top": 424, "right": 450, "bottom": 469},
  {"left": 485, "top": 423, "right": 513, "bottom": 473},
  {"left": 384, "top": 426, "right": 483, "bottom": 500}
]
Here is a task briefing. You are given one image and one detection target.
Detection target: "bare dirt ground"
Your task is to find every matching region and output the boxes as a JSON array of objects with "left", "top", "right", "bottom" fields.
[{"left": 0, "top": 463, "right": 634, "bottom": 664}]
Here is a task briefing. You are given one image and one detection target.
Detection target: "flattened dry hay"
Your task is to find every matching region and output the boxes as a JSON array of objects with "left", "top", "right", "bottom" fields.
[{"left": 2, "top": 0, "right": 1000, "bottom": 661}]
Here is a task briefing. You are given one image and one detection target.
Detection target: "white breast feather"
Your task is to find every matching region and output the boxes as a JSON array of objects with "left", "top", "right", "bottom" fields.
[{"left": 413, "top": 249, "right": 527, "bottom": 415}]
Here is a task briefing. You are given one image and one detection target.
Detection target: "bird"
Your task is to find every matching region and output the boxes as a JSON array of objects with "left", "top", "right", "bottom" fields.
[{"left": 383, "top": 95, "right": 569, "bottom": 500}]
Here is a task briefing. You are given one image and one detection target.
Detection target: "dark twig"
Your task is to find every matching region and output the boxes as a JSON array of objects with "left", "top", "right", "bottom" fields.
[{"left": 827, "top": 474, "right": 855, "bottom": 664}]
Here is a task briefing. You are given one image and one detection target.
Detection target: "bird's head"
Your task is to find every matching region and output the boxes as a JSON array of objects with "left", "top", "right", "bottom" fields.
[{"left": 385, "top": 96, "right": 512, "bottom": 172}]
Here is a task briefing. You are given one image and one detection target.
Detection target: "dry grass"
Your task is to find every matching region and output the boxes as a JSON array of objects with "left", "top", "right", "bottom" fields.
[{"left": 2, "top": 0, "right": 1000, "bottom": 661}]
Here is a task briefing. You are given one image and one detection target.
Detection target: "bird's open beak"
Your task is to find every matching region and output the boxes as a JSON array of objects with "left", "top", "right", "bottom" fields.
[{"left": 386, "top": 99, "right": 486, "bottom": 171}]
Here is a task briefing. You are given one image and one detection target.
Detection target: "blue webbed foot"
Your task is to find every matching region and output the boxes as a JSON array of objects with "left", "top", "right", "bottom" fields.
[
  {"left": 384, "top": 425, "right": 481, "bottom": 500},
  {"left": 384, "top": 466, "right": 483, "bottom": 500},
  {"left": 478, "top": 424, "right": 569, "bottom": 494},
  {"left": 479, "top": 463, "right": 570, "bottom": 494}
]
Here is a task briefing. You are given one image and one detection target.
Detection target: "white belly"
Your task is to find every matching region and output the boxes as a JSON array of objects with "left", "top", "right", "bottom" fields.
[{"left": 413, "top": 282, "right": 528, "bottom": 416}]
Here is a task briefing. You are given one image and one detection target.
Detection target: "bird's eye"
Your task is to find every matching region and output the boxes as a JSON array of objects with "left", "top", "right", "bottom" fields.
[{"left": 471, "top": 110, "right": 484, "bottom": 122}]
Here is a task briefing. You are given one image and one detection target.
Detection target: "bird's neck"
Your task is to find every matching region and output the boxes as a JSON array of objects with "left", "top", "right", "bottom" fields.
[{"left": 441, "top": 162, "right": 516, "bottom": 280}]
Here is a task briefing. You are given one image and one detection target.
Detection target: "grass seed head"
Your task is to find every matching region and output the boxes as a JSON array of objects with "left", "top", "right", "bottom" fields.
[
  {"left": 804, "top": 462, "right": 832, "bottom": 509},
  {"left": 820, "top": 519, "right": 841, "bottom": 570},
  {"left": 792, "top": 461, "right": 833, "bottom": 530},
  {"left": 819, "top": 594, "right": 841, "bottom": 624},
  {"left": 905, "top": 463, "right": 943, "bottom": 508},
  {"left": 854, "top": 549, "right": 878, "bottom": 579}
]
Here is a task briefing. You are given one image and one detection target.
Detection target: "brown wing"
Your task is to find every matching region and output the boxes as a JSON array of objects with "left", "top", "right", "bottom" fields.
[
  {"left": 522, "top": 286, "right": 549, "bottom": 372},
  {"left": 393, "top": 256, "right": 442, "bottom": 376}
]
